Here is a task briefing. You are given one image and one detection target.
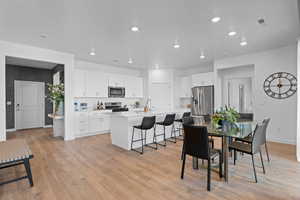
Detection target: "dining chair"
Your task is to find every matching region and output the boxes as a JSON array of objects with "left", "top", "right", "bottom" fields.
[
  {"left": 181, "top": 124, "right": 222, "bottom": 191},
  {"left": 235, "top": 118, "right": 271, "bottom": 162},
  {"left": 181, "top": 116, "right": 215, "bottom": 160},
  {"left": 229, "top": 123, "right": 266, "bottom": 183}
]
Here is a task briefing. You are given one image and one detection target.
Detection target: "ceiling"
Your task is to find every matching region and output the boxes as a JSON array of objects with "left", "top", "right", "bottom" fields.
[
  {"left": 0, "top": 0, "right": 299, "bottom": 69},
  {"left": 6, "top": 56, "right": 58, "bottom": 69}
]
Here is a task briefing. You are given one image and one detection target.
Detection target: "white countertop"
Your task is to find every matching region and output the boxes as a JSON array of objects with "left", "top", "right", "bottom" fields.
[{"left": 110, "top": 108, "right": 190, "bottom": 118}]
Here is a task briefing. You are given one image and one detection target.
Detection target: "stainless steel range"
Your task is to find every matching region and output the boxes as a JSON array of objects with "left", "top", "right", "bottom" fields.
[{"left": 105, "top": 102, "right": 129, "bottom": 112}]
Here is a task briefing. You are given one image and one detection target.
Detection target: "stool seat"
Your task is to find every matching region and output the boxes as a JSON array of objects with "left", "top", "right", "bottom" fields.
[
  {"left": 175, "top": 119, "right": 183, "bottom": 123},
  {"left": 133, "top": 125, "right": 143, "bottom": 130}
]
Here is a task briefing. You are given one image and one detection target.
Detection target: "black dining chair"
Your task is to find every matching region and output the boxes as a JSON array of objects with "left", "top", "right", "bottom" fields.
[
  {"left": 229, "top": 123, "right": 266, "bottom": 182},
  {"left": 181, "top": 124, "right": 222, "bottom": 191},
  {"left": 181, "top": 116, "right": 215, "bottom": 160},
  {"left": 156, "top": 114, "right": 176, "bottom": 145},
  {"left": 175, "top": 112, "right": 191, "bottom": 139},
  {"left": 235, "top": 118, "right": 271, "bottom": 162},
  {"left": 131, "top": 116, "right": 157, "bottom": 154}
]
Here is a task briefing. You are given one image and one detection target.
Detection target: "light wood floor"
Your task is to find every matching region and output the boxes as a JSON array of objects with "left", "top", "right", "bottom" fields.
[{"left": 1, "top": 128, "right": 300, "bottom": 200}]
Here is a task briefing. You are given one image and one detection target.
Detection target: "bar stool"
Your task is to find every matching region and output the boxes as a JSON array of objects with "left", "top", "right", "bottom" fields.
[
  {"left": 175, "top": 112, "right": 191, "bottom": 140},
  {"left": 156, "top": 114, "right": 176, "bottom": 146},
  {"left": 131, "top": 116, "right": 157, "bottom": 154}
]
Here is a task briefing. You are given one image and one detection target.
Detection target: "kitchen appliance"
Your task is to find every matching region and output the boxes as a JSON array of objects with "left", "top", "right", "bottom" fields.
[
  {"left": 191, "top": 86, "right": 214, "bottom": 120},
  {"left": 80, "top": 103, "right": 88, "bottom": 112},
  {"left": 105, "top": 102, "right": 129, "bottom": 112},
  {"left": 108, "top": 87, "right": 125, "bottom": 98}
]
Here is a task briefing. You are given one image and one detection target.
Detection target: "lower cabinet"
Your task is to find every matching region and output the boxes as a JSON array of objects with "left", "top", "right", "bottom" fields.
[{"left": 75, "top": 112, "right": 110, "bottom": 137}]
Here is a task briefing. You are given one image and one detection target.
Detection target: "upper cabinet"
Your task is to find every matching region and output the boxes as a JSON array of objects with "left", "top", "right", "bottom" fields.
[
  {"left": 180, "top": 76, "right": 192, "bottom": 98},
  {"left": 86, "top": 70, "right": 108, "bottom": 97},
  {"left": 73, "top": 69, "right": 143, "bottom": 98},
  {"left": 192, "top": 72, "right": 214, "bottom": 87},
  {"left": 125, "top": 77, "right": 143, "bottom": 98},
  {"left": 108, "top": 75, "right": 125, "bottom": 87},
  {"left": 73, "top": 69, "right": 87, "bottom": 97}
]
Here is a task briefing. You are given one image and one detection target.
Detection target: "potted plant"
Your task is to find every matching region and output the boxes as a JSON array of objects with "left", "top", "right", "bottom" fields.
[
  {"left": 47, "top": 83, "right": 64, "bottom": 116},
  {"left": 211, "top": 106, "right": 240, "bottom": 127}
]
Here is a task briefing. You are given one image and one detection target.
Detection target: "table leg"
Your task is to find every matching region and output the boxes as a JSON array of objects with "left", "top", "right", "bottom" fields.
[{"left": 223, "top": 136, "right": 229, "bottom": 182}]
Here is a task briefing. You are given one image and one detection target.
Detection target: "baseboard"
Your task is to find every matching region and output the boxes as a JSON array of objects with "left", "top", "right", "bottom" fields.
[
  {"left": 268, "top": 137, "right": 296, "bottom": 145},
  {"left": 43, "top": 125, "right": 53, "bottom": 128},
  {"left": 6, "top": 128, "right": 16, "bottom": 132},
  {"left": 75, "top": 130, "right": 111, "bottom": 139}
]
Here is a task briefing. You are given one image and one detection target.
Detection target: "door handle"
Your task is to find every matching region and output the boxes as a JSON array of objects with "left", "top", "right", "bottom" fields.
[{"left": 16, "top": 104, "right": 20, "bottom": 111}]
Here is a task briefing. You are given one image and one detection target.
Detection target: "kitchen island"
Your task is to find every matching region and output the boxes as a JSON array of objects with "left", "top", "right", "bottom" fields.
[{"left": 110, "top": 109, "right": 188, "bottom": 150}]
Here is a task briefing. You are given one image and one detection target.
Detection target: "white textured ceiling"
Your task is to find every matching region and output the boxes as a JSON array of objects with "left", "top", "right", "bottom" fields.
[
  {"left": 6, "top": 56, "right": 58, "bottom": 69},
  {"left": 0, "top": 0, "right": 299, "bottom": 69}
]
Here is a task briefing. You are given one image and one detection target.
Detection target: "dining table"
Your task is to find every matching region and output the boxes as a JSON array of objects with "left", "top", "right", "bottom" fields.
[{"left": 191, "top": 120, "right": 256, "bottom": 182}]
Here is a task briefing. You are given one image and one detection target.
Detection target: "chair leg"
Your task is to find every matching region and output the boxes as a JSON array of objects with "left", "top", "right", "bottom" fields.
[
  {"left": 23, "top": 159, "right": 33, "bottom": 187},
  {"left": 163, "top": 126, "right": 167, "bottom": 146},
  {"left": 181, "top": 154, "right": 186, "bottom": 179},
  {"left": 234, "top": 150, "right": 237, "bottom": 165},
  {"left": 219, "top": 152, "right": 223, "bottom": 178},
  {"left": 251, "top": 155, "right": 258, "bottom": 183},
  {"left": 260, "top": 150, "right": 266, "bottom": 174},
  {"left": 265, "top": 143, "right": 270, "bottom": 162},
  {"left": 153, "top": 125, "right": 158, "bottom": 150},
  {"left": 141, "top": 130, "right": 144, "bottom": 154},
  {"left": 207, "top": 158, "right": 211, "bottom": 191},
  {"left": 181, "top": 143, "right": 184, "bottom": 160},
  {"left": 131, "top": 128, "right": 135, "bottom": 150}
]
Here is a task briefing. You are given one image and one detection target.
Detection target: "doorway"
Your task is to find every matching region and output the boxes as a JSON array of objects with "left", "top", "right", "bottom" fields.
[
  {"left": 5, "top": 56, "right": 65, "bottom": 138},
  {"left": 15, "top": 80, "right": 45, "bottom": 130}
]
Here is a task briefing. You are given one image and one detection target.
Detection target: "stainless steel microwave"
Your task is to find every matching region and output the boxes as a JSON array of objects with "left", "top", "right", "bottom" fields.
[{"left": 108, "top": 87, "right": 125, "bottom": 98}]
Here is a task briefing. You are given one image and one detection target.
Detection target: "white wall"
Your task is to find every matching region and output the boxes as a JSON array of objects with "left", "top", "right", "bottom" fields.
[
  {"left": 0, "top": 40, "right": 75, "bottom": 141},
  {"left": 297, "top": 39, "right": 300, "bottom": 161},
  {"left": 214, "top": 45, "right": 297, "bottom": 145}
]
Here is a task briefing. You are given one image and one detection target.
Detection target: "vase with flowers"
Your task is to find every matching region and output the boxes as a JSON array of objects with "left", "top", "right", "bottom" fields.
[
  {"left": 211, "top": 106, "right": 240, "bottom": 128},
  {"left": 47, "top": 83, "right": 64, "bottom": 116}
]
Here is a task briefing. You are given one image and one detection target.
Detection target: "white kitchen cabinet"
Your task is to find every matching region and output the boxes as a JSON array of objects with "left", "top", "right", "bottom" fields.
[
  {"left": 192, "top": 72, "right": 214, "bottom": 87},
  {"left": 108, "top": 75, "right": 125, "bottom": 87},
  {"left": 75, "top": 112, "right": 89, "bottom": 137},
  {"left": 86, "top": 70, "right": 108, "bottom": 97},
  {"left": 75, "top": 111, "right": 111, "bottom": 138},
  {"left": 180, "top": 76, "right": 192, "bottom": 98},
  {"left": 125, "top": 77, "right": 143, "bottom": 98},
  {"left": 73, "top": 69, "right": 87, "bottom": 97}
]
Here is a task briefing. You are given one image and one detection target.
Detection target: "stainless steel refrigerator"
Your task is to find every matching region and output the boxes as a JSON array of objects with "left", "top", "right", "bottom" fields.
[{"left": 191, "top": 86, "right": 214, "bottom": 117}]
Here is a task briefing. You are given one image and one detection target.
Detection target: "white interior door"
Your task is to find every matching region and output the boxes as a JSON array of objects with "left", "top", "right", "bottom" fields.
[
  {"left": 150, "top": 83, "right": 172, "bottom": 110},
  {"left": 15, "top": 81, "right": 45, "bottom": 130}
]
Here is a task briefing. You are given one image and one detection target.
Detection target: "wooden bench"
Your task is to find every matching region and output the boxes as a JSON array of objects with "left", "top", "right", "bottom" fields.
[{"left": 0, "top": 139, "right": 34, "bottom": 186}]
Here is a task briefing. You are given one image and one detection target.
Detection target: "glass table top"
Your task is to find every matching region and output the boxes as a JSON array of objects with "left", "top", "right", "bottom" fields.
[{"left": 192, "top": 121, "right": 256, "bottom": 139}]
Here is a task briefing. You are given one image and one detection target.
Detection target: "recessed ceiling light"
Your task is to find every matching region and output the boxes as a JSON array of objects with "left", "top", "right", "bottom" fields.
[
  {"left": 200, "top": 52, "right": 205, "bottom": 59},
  {"left": 173, "top": 43, "right": 180, "bottom": 49},
  {"left": 40, "top": 34, "right": 47, "bottom": 39},
  {"left": 89, "top": 48, "right": 96, "bottom": 56},
  {"left": 128, "top": 58, "right": 133, "bottom": 64},
  {"left": 211, "top": 17, "right": 221, "bottom": 23},
  {"left": 228, "top": 31, "right": 237, "bottom": 36},
  {"left": 240, "top": 40, "right": 248, "bottom": 46},
  {"left": 131, "top": 26, "right": 139, "bottom": 32}
]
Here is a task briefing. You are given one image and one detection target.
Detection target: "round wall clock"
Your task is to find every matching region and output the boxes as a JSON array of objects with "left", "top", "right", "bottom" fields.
[{"left": 263, "top": 72, "right": 297, "bottom": 99}]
